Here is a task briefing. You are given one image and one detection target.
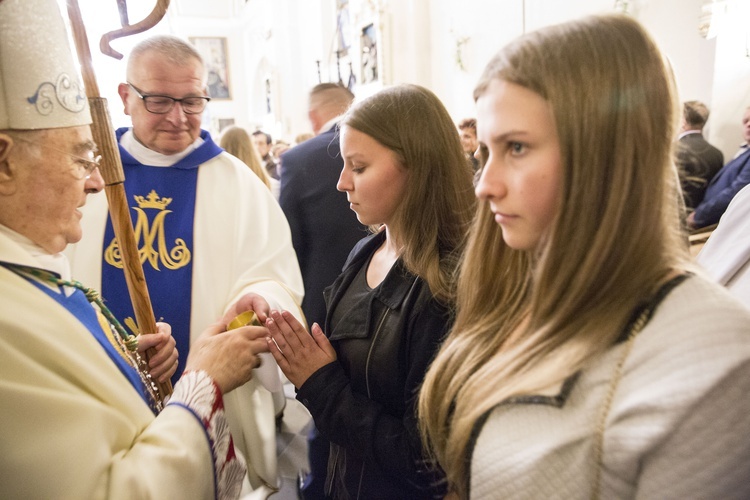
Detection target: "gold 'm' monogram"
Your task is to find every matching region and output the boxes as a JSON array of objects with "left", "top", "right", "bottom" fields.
[{"left": 104, "top": 190, "right": 191, "bottom": 270}]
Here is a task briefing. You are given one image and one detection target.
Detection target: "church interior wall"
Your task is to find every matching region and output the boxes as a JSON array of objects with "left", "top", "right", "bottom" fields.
[{"left": 66, "top": 0, "right": 749, "bottom": 160}]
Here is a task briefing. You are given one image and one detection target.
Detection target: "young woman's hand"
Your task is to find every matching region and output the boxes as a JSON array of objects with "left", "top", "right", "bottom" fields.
[{"left": 266, "top": 310, "right": 337, "bottom": 388}]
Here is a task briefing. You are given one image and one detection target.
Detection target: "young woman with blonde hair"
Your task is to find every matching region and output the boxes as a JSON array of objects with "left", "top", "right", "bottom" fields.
[
  {"left": 219, "top": 125, "right": 273, "bottom": 190},
  {"left": 419, "top": 14, "right": 750, "bottom": 499},
  {"left": 265, "top": 83, "right": 476, "bottom": 498}
]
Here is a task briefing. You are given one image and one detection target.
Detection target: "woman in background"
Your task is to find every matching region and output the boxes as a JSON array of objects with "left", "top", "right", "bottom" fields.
[
  {"left": 266, "top": 83, "right": 476, "bottom": 499},
  {"left": 419, "top": 14, "right": 750, "bottom": 499},
  {"left": 219, "top": 125, "right": 278, "bottom": 197}
]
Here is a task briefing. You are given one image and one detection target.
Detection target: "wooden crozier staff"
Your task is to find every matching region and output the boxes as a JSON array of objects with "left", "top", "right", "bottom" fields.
[{"left": 65, "top": 0, "right": 173, "bottom": 401}]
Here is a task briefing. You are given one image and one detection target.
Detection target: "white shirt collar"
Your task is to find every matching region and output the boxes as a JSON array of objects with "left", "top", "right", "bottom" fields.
[
  {"left": 318, "top": 115, "right": 344, "bottom": 136},
  {"left": 120, "top": 129, "right": 204, "bottom": 167},
  {"left": 733, "top": 143, "right": 749, "bottom": 160},
  {"left": 677, "top": 130, "right": 701, "bottom": 140}
]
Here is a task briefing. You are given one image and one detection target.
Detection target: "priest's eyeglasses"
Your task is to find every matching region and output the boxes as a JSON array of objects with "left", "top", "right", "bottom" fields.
[{"left": 127, "top": 82, "right": 211, "bottom": 115}]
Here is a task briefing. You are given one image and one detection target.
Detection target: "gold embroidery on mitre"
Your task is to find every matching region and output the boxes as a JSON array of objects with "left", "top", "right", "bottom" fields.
[{"left": 104, "top": 189, "right": 191, "bottom": 270}]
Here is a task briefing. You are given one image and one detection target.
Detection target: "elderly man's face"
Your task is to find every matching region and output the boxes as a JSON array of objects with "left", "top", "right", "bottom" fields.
[
  {"left": 121, "top": 51, "right": 206, "bottom": 155},
  {"left": 2, "top": 125, "right": 103, "bottom": 253}
]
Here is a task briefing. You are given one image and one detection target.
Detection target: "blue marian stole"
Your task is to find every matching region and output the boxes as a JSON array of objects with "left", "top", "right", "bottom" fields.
[
  {"left": 101, "top": 128, "right": 223, "bottom": 385},
  {"left": 28, "top": 277, "right": 150, "bottom": 406}
]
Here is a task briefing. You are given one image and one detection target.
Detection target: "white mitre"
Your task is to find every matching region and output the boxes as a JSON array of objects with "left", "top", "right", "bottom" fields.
[{"left": 0, "top": 0, "right": 91, "bottom": 130}]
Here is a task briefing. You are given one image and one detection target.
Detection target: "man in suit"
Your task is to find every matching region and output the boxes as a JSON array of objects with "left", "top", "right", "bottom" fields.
[
  {"left": 278, "top": 82, "right": 365, "bottom": 499},
  {"left": 279, "top": 83, "right": 364, "bottom": 329},
  {"left": 689, "top": 106, "right": 750, "bottom": 229},
  {"left": 458, "top": 117, "right": 480, "bottom": 172},
  {"left": 252, "top": 129, "right": 279, "bottom": 180},
  {"left": 675, "top": 101, "right": 724, "bottom": 210}
]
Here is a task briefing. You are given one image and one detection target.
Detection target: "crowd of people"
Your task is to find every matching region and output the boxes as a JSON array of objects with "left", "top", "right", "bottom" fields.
[{"left": 2, "top": 1, "right": 749, "bottom": 499}]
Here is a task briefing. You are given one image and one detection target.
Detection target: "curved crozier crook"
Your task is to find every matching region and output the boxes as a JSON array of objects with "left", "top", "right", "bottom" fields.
[{"left": 99, "top": 0, "right": 170, "bottom": 60}]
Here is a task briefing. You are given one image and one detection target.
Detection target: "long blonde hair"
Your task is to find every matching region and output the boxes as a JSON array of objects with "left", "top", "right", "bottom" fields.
[
  {"left": 341, "top": 84, "right": 476, "bottom": 303},
  {"left": 418, "top": 14, "right": 690, "bottom": 496},
  {"left": 219, "top": 125, "right": 272, "bottom": 189}
]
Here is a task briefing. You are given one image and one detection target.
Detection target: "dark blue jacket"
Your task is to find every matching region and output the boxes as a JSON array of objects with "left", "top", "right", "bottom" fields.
[
  {"left": 675, "top": 133, "right": 724, "bottom": 210},
  {"left": 693, "top": 147, "right": 750, "bottom": 228}
]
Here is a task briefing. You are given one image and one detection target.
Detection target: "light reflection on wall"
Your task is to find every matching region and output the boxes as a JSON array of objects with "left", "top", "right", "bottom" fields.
[{"left": 57, "top": 0, "right": 174, "bottom": 130}]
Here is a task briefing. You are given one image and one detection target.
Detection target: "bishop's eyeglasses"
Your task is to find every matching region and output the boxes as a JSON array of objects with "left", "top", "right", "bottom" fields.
[
  {"left": 127, "top": 82, "right": 211, "bottom": 115},
  {"left": 12, "top": 135, "right": 101, "bottom": 180}
]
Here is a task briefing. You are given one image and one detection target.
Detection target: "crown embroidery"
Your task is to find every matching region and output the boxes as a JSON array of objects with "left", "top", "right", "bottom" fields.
[{"left": 134, "top": 190, "right": 172, "bottom": 210}]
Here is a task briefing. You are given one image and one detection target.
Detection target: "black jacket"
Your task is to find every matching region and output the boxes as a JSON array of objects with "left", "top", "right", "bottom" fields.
[
  {"left": 296, "top": 232, "right": 448, "bottom": 499},
  {"left": 675, "top": 133, "right": 724, "bottom": 210}
]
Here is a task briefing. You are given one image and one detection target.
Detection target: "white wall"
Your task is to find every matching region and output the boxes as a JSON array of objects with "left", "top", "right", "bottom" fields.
[
  {"left": 637, "top": 0, "right": 716, "bottom": 106},
  {"left": 335, "top": 0, "right": 726, "bottom": 139},
  {"left": 706, "top": 0, "right": 750, "bottom": 159},
  {"left": 67, "top": 0, "right": 322, "bottom": 141},
  {"left": 71, "top": 0, "right": 748, "bottom": 154},
  {"left": 64, "top": 0, "right": 174, "bottom": 130},
  {"left": 423, "top": 0, "right": 720, "bottom": 130},
  {"left": 429, "top": 0, "right": 525, "bottom": 121}
]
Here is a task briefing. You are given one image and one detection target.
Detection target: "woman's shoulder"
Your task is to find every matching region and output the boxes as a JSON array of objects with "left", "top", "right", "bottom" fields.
[
  {"left": 648, "top": 274, "right": 750, "bottom": 335},
  {"left": 625, "top": 274, "right": 750, "bottom": 398},
  {"left": 598, "top": 275, "right": 750, "bottom": 498}
]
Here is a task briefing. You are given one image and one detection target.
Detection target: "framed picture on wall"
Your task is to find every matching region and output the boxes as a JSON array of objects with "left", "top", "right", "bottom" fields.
[
  {"left": 360, "top": 23, "right": 378, "bottom": 84},
  {"left": 218, "top": 117, "right": 235, "bottom": 132},
  {"left": 189, "top": 36, "right": 231, "bottom": 100}
]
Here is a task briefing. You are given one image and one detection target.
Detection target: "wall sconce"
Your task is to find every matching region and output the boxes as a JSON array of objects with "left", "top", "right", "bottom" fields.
[
  {"left": 699, "top": 0, "right": 727, "bottom": 39},
  {"left": 699, "top": 0, "right": 750, "bottom": 57}
]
